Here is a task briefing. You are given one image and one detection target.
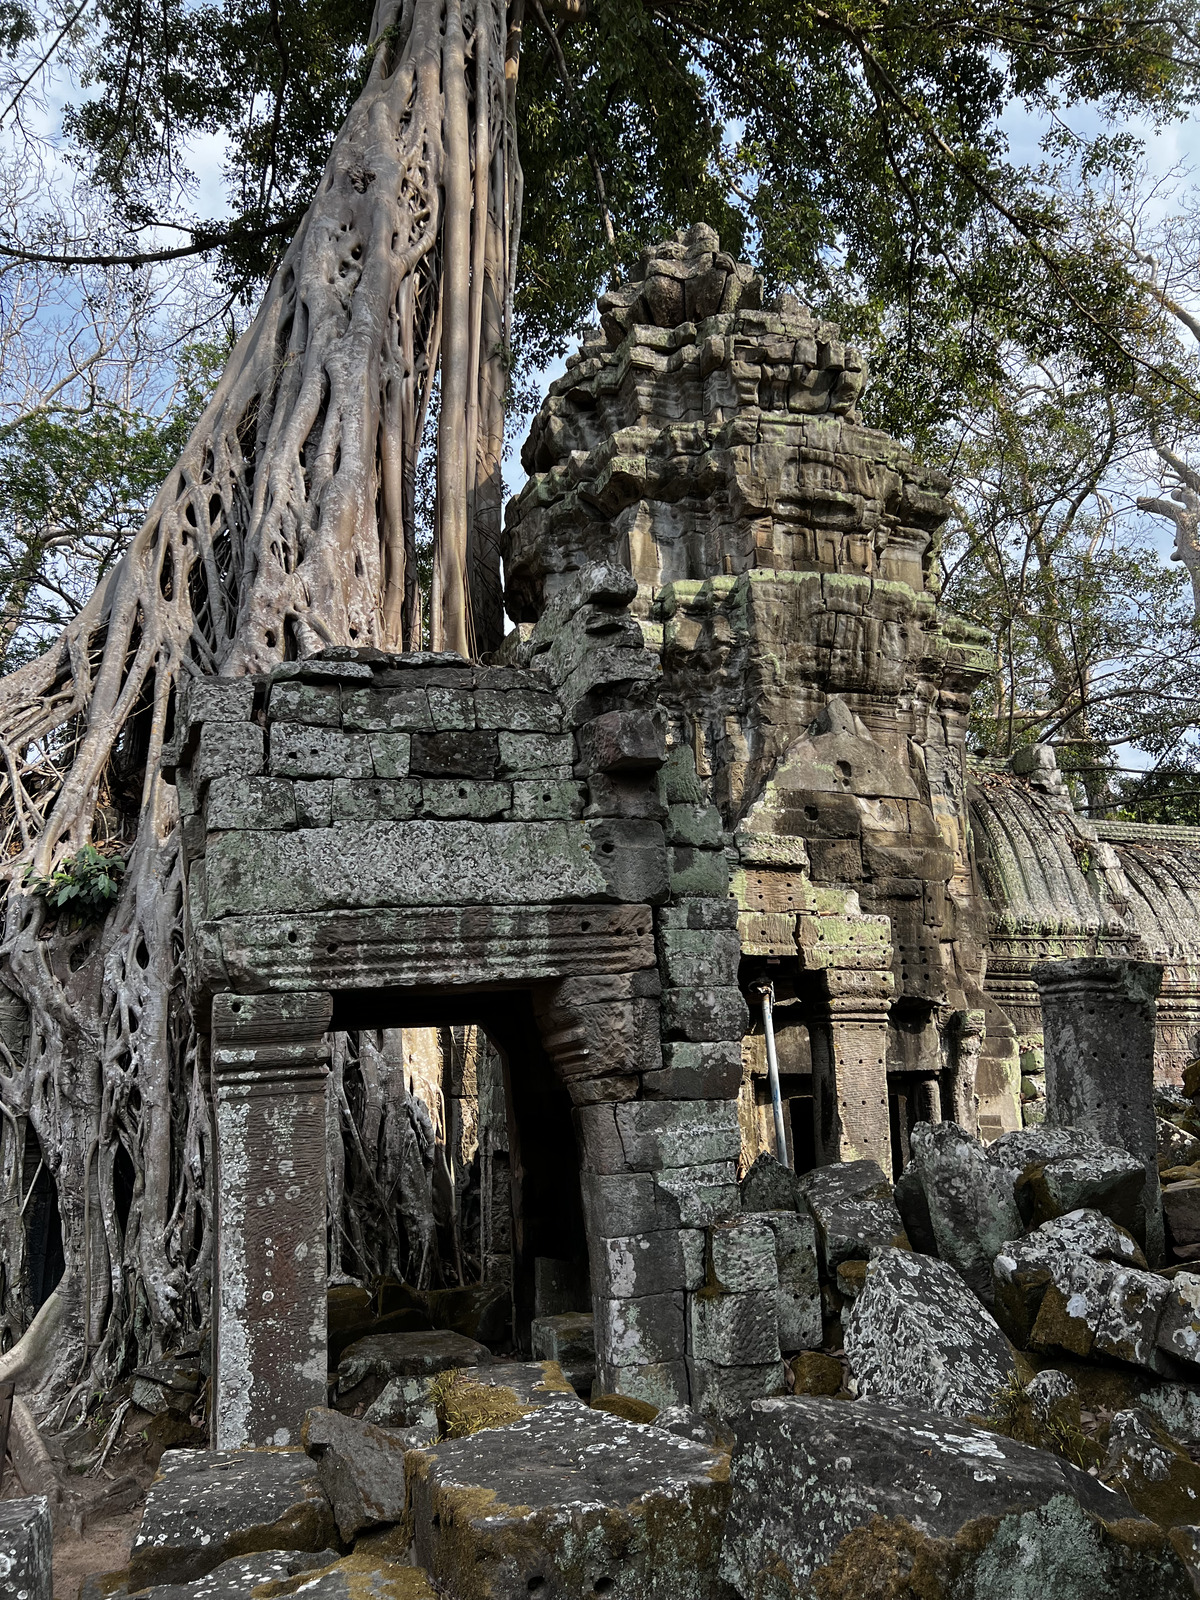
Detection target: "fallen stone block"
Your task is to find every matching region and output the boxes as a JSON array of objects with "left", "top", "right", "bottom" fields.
[
  {"left": 719, "top": 1395, "right": 1192, "bottom": 1600},
  {"left": 795, "top": 1159, "right": 907, "bottom": 1276},
  {"left": 362, "top": 1376, "right": 438, "bottom": 1433},
  {"left": 1156, "top": 1270, "right": 1200, "bottom": 1368},
  {"left": 652, "top": 1405, "right": 733, "bottom": 1450},
  {"left": 902, "top": 1121, "right": 1020, "bottom": 1303},
  {"left": 431, "top": 1360, "right": 585, "bottom": 1435},
  {"left": 115, "top": 1548, "right": 340, "bottom": 1599},
  {"left": 302, "top": 1409, "right": 415, "bottom": 1542},
  {"left": 406, "top": 1402, "right": 730, "bottom": 1598},
  {"left": 789, "top": 1350, "right": 842, "bottom": 1396},
  {"left": 845, "top": 1247, "right": 1019, "bottom": 1416},
  {"left": 252, "top": 1553, "right": 437, "bottom": 1598},
  {"left": 337, "top": 1329, "right": 489, "bottom": 1404},
  {"left": 1164, "top": 1180, "right": 1200, "bottom": 1249},
  {"left": 1028, "top": 1255, "right": 1170, "bottom": 1373},
  {"left": 988, "top": 1124, "right": 1147, "bottom": 1243},
  {"left": 738, "top": 1151, "right": 804, "bottom": 1214},
  {"left": 1160, "top": 1117, "right": 1200, "bottom": 1170},
  {"left": 992, "top": 1207, "right": 1147, "bottom": 1347},
  {"left": 127, "top": 1449, "right": 338, "bottom": 1590},
  {"left": 530, "top": 1312, "right": 596, "bottom": 1393},
  {"left": 0, "top": 1497, "right": 51, "bottom": 1600},
  {"left": 1103, "top": 1407, "right": 1200, "bottom": 1527}
]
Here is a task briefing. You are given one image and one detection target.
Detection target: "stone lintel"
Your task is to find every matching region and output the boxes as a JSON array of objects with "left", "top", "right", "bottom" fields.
[{"left": 196, "top": 903, "right": 656, "bottom": 999}]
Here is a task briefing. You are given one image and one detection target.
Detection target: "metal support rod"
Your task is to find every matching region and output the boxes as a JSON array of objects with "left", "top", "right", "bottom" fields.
[{"left": 759, "top": 983, "right": 790, "bottom": 1167}]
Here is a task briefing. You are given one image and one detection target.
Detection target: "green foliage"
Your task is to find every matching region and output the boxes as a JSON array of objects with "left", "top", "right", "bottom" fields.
[
  {"left": 978, "top": 1376, "right": 1103, "bottom": 1471},
  {"left": 24, "top": 843, "right": 126, "bottom": 921}
]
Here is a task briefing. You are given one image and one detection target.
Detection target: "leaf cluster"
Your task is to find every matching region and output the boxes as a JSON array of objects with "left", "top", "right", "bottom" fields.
[{"left": 24, "top": 842, "right": 126, "bottom": 919}]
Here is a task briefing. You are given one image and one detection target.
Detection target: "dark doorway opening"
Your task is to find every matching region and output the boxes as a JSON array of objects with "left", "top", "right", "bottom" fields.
[{"left": 331, "top": 985, "right": 591, "bottom": 1356}]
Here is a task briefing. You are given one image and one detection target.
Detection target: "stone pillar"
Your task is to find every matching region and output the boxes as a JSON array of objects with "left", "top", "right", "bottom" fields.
[
  {"left": 1033, "top": 958, "right": 1164, "bottom": 1262},
  {"left": 809, "top": 968, "right": 895, "bottom": 1173},
  {"left": 210, "top": 990, "right": 332, "bottom": 1448},
  {"left": 948, "top": 1007, "right": 985, "bottom": 1135}
]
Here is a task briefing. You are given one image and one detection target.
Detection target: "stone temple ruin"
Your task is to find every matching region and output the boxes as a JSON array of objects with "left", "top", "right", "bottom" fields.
[{"left": 17, "top": 225, "right": 1200, "bottom": 1598}]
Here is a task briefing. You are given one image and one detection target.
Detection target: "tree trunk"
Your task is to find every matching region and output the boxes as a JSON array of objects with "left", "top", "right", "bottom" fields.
[{"left": 0, "top": 0, "right": 521, "bottom": 1404}]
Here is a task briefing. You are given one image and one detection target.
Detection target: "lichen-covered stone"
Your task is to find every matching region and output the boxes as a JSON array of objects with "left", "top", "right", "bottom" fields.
[
  {"left": 405, "top": 1402, "right": 730, "bottom": 1599},
  {"left": 301, "top": 1409, "right": 416, "bottom": 1541},
  {"left": 739, "top": 1152, "right": 804, "bottom": 1214},
  {"left": 992, "top": 1207, "right": 1147, "bottom": 1347},
  {"left": 755, "top": 1208, "right": 822, "bottom": 1352},
  {"left": 719, "top": 1395, "right": 1192, "bottom": 1600},
  {"left": 531, "top": 1313, "right": 596, "bottom": 1393},
  {"left": 0, "top": 1497, "right": 51, "bottom": 1600},
  {"left": 127, "top": 1449, "right": 338, "bottom": 1589},
  {"left": 1102, "top": 1407, "right": 1200, "bottom": 1529},
  {"left": 796, "top": 1160, "right": 908, "bottom": 1276},
  {"left": 903, "top": 1121, "right": 1021, "bottom": 1303},
  {"left": 988, "top": 1124, "right": 1147, "bottom": 1241},
  {"left": 845, "top": 1248, "right": 1019, "bottom": 1416},
  {"left": 118, "top": 1548, "right": 340, "bottom": 1599}
]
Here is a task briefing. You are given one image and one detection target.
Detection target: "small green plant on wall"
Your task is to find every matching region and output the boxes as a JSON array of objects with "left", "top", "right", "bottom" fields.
[{"left": 24, "top": 844, "right": 126, "bottom": 924}]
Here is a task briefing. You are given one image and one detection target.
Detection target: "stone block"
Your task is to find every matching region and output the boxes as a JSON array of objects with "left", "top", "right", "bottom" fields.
[
  {"left": 657, "top": 898, "right": 740, "bottom": 931},
  {"left": 127, "top": 1449, "right": 338, "bottom": 1589},
  {"left": 409, "top": 728, "right": 497, "bottom": 777},
  {"left": 987, "top": 1124, "right": 1147, "bottom": 1242},
  {"left": 1165, "top": 1181, "right": 1200, "bottom": 1247},
  {"left": 192, "top": 722, "right": 264, "bottom": 791},
  {"left": 1158, "top": 1272, "right": 1200, "bottom": 1368},
  {"left": 420, "top": 780, "right": 511, "bottom": 819},
  {"left": 301, "top": 1409, "right": 414, "bottom": 1541},
  {"left": 330, "top": 779, "right": 420, "bottom": 821},
  {"left": 992, "top": 1208, "right": 1147, "bottom": 1347},
  {"left": 845, "top": 1249, "right": 1019, "bottom": 1417},
  {"left": 593, "top": 1229, "right": 687, "bottom": 1298},
  {"left": 577, "top": 709, "right": 665, "bottom": 772},
  {"left": 406, "top": 1405, "right": 730, "bottom": 1599},
  {"left": 653, "top": 1163, "right": 740, "bottom": 1227},
  {"left": 362, "top": 1375, "right": 439, "bottom": 1433},
  {"left": 342, "top": 685, "right": 433, "bottom": 731},
  {"left": 270, "top": 723, "right": 372, "bottom": 779},
  {"left": 1030, "top": 1257, "right": 1171, "bottom": 1372},
  {"left": 580, "top": 1168, "right": 660, "bottom": 1236},
  {"left": 293, "top": 780, "right": 332, "bottom": 827},
  {"left": 708, "top": 1218, "right": 779, "bottom": 1293},
  {"left": 689, "top": 1288, "right": 781, "bottom": 1365},
  {"left": 181, "top": 676, "right": 256, "bottom": 727},
  {"left": 656, "top": 927, "right": 742, "bottom": 989},
  {"left": 423, "top": 686, "right": 475, "bottom": 728},
  {"left": 740, "top": 1153, "right": 804, "bottom": 1214},
  {"left": 614, "top": 1100, "right": 741, "bottom": 1171},
  {"left": 602, "top": 1360, "right": 690, "bottom": 1410},
  {"left": 688, "top": 1359, "right": 787, "bottom": 1417},
  {"left": 104, "top": 1550, "right": 344, "bottom": 1599},
  {"left": 203, "top": 819, "right": 610, "bottom": 917},
  {"left": 205, "top": 776, "right": 296, "bottom": 831},
  {"left": 0, "top": 1497, "right": 51, "bottom": 1600},
  {"left": 660, "top": 984, "right": 748, "bottom": 1042},
  {"left": 641, "top": 1040, "right": 742, "bottom": 1100},
  {"left": 509, "top": 779, "right": 585, "bottom": 819},
  {"left": 368, "top": 732, "right": 411, "bottom": 778},
  {"left": 269, "top": 681, "right": 340, "bottom": 725},
  {"left": 530, "top": 1312, "right": 596, "bottom": 1391},
  {"left": 583, "top": 769, "right": 668, "bottom": 819},
  {"left": 757, "top": 1208, "right": 822, "bottom": 1352},
  {"left": 497, "top": 730, "right": 574, "bottom": 773},
  {"left": 790, "top": 1351, "right": 842, "bottom": 1395},
  {"left": 338, "top": 1330, "right": 489, "bottom": 1397},
  {"left": 473, "top": 686, "right": 561, "bottom": 731},
  {"left": 720, "top": 1397, "right": 1190, "bottom": 1600},
  {"left": 904, "top": 1121, "right": 1021, "bottom": 1304},
  {"left": 595, "top": 1291, "right": 686, "bottom": 1367},
  {"left": 796, "top": 1159, "right": 907, "bottom": 1274},
  {"left": 665, "top": 803, "right": 724, "bottom": 848},
  {"left": 586, "top": 819, "right": 670, "bottom": 903},
  {"left": 668, "top": 845, "right": 730, "bottom": 898}
]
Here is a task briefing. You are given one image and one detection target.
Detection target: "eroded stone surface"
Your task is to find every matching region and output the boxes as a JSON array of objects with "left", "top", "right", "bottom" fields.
[
  {"left": 301, "top": 1409, "right": 417, "bottom": 1542},
  {"left": 987, "top": 1124, "right": 1147, "bottom": 1241},
  {"left": 992, "top": 1208, "right": 1147, "bottom": 1348},
  {"left": 337, "top": 1330, "right": 489, "bottom": 1398},
  {"left": 719, "top": 1395, "right": 1191, "bottom": 1600},
  {"left": 845, "top": 1248, "right": 1018, "bottom": 1416},
  {"left": 128, "top": 1450, "right": 338, "bottom": 1590},
  {"left": 795, "top": 1160, "right": 906, "bottom": 1275},
  {"left": 406, "top": 1403, "right": 730, "bottom": 1599},
  {"left": 124, "top": 1548, "right": 339, "bottom": 1599},
  {"left": 1102, "top": 1407, "right": 1200, "bottom": 1528},
  {"left": 0, "top": 1496, "right": 51, "bottom": 1600},
  {"left": 904, "top": 1121, "right": 1020, "bottom": 1303}
]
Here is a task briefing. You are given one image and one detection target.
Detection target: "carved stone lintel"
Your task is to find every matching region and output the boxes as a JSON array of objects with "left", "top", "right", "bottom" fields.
[
  {"left": 534, "top": 972, "right": 663, "bottom": 1097},
  {"left": 210, "top": 990, "right": 332, "bottom": 1449}
]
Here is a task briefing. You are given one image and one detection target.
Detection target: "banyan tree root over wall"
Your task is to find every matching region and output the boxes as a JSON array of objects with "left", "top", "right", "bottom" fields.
[{"left": 0, "top": 0, "right": 523, "bottom": 1406}]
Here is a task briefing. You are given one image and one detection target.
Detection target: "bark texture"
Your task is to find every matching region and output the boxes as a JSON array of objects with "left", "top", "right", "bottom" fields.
[{"left": 0, "top": 0, "right": 521, "bottom": 1403}]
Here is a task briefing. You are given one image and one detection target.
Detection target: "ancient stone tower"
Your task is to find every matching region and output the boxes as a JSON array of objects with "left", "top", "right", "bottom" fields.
[{"left": 505, "top": 223, "right": 1003, "bottom": 1161}]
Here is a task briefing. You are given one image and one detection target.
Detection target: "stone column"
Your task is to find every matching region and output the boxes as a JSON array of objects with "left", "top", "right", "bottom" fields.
[
  {"left": 809, "top": 968, "right": 895, "bottom": 1173},
  {"left": 1033, "top": 957, "right": 1163, "bottom": 1262},
  {"left": 210, "top": 990, "right": 332, "bottom": 1448},
  {"left": 948, "top": 1007, "right": 985, "bottom": 1135}
]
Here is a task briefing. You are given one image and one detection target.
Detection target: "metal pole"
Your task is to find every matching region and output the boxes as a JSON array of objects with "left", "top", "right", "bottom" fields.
[{"left": 759, "top": 983, "right": 790, "bottom": 1167}]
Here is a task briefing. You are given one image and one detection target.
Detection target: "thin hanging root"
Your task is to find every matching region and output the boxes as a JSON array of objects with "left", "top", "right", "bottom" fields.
[{"left": 0, "top": 0, "right": 520, "bottom": 1404}]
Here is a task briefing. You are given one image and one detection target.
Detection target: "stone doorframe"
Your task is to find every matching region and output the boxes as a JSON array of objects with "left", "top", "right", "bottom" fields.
[{"left": 206, "top": 902, "right": 665, "bottom": 1448}]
